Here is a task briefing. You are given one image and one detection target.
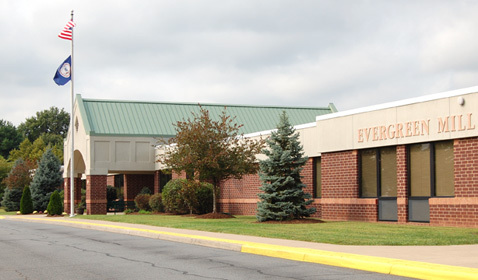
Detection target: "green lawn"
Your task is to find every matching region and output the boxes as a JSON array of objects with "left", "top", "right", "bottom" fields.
[
  {"left": 0, "top": 207, "right": 17, "bottom": 215},
  {"left": 75, "top": 214, "right": 478, "bottom": 246}
]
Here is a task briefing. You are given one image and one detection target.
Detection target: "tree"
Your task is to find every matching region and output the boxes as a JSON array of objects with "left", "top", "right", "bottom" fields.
[
  {"left": 159, "top": 106, "right": 265, "bottom": 213},
  {"left": 0, "top": 156, "right": 13, "bottom": 202},
  {"left": 9, "top": 136, "right": 63, "bottom": 164},
  {"left": 0, "top": 119, "right": 23, "bottom": 159},
  {"left": 46, "top": 190, "right": 63, "bottom": 216},
  {"left": 18, "top": 107, "right": 69, "bottom": 143},
  {"left": 256, "top": 112, "right": 316, "bottom": 222},
  {"left": 30, "top": 149, "right": 63, "bottom": 211},
  {"left": 1, "top": 159, "right": 34, "bottom": 211},
  {"left": 20, "top": 185, "right": 33, "bottom": 214}
]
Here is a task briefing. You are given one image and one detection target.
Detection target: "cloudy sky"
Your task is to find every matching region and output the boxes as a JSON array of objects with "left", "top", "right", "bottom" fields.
[{"left": 2, "top": 0, "right": 478, "bottom": 126}]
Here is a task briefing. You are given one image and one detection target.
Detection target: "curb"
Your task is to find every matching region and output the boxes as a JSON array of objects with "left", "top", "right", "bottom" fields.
[{"left": 3, "top": 216, "right": 478, "bottom": 280}]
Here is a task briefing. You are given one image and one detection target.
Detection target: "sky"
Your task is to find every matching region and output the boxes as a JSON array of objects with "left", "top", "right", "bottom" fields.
[{"left": 2, "top": 0, "right": 478, "bottom": 126}]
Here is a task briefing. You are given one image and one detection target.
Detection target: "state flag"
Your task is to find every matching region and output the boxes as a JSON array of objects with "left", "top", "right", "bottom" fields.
[{"left": 53, "top": 56, "right": 72, "bottom": 86}]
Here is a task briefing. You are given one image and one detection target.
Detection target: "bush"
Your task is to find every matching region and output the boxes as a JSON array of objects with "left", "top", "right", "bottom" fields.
[
  {"left": 149, "top": 193, "right": 164, "bottom": 212},
  {"left": 139, "top": 187, "right": 152, "bottom": 195},
  {"left": 20, "top": 186, "right": 33, "bottom": 214},
  {"left": 107, "top": 185, "right": 117, "bottom": 202},
  {"left": 134, "top": 194, "right": 151, "bottom": 211},
  {"left": 2, "top": 187, "right": 23, "bottom": 211},
  {"left": 47, "top": 190, "right": 63, "bottom": 215},
  {"left": 162, "top": 179, "right": 188, "bottom": 214},
  {"left": 195, "top": 182, "right": 213, "bottom": 214}
]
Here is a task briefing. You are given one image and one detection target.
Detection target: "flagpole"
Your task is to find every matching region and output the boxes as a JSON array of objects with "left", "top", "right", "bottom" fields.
[{"left": 69, "top": 10, "right": 75, "bottom": 217}]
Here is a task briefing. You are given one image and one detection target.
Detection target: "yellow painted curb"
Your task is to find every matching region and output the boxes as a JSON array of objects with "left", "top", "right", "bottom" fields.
[
  {"left": 6, "top": 216, "right": 478, "bottom": 280},
  {"left": 241, "top": 244, "right": 478, "bottom": 280}
]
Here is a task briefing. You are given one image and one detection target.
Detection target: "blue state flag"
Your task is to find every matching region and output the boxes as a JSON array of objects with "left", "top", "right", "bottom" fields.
[{"left": 53, "top": 56, "right": 71, "bottom": 86}]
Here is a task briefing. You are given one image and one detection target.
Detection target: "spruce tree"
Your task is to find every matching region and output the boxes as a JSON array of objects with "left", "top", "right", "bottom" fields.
[
  {"left": 256, "top": 112, "right": 316, "bottom": 222},
  {"left": 47, "top": 190, "right": 63, "bottom": 216},
  {"left": 20, "top": 186, "right": 33, "bottom": 214},
  {"left": 30, "top": 149, "right": 63, "bottom": 211}
]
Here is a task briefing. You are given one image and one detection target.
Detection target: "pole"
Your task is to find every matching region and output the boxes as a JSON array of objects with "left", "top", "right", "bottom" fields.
[{"left": 69, "top": 10, "right": 75, "bottom": 217}]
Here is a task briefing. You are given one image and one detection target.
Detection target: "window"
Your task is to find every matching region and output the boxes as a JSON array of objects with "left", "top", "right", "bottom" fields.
[
  {"left": 313, "top": 157, "right": 321, "bottom": 198},
  {"left": 158, "top": 171, "right": 172, "bottom": 193},
  {"left": 409, "top": 141, "right": 454, "bottom": 197},
  {"left": 360, "top": 147, "right": 397, "bottom": 198}
]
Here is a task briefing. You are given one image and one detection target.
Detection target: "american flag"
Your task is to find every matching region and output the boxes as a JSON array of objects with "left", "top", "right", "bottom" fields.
[{"left": 58, "top": 20, "right": 75, "bottom": 40}]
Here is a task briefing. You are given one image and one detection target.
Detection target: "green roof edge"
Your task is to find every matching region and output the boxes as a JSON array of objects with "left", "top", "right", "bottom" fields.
[
  {"left": 80, "top": 96, "right": 332, "bottom": 111},
  {"left": 76, "top": 94, "right": 92, "bottom": 135}
]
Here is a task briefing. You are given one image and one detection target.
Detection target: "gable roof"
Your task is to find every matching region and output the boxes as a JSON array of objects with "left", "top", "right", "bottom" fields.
[{"left": 76, "top": 95, "right": 337, "bottom": 137}]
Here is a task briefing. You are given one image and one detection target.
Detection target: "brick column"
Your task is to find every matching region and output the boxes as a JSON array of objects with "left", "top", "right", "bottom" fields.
[
  {"left": 154, "top": 170, "right": 160, "bottom": 194},
  {"left": 63, "top": 177, "right": 82, "bottom": 214},
  {"left": 86, "top": 175, "right": 107, "bottom": 214},
  {"left": 396, "top": 145, "right": 408, "bottom": 223}
]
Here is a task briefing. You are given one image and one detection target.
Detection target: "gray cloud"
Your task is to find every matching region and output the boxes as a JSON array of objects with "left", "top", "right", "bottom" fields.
[{"left": 2, "top": 0, "right": 478, "bottom": 126}]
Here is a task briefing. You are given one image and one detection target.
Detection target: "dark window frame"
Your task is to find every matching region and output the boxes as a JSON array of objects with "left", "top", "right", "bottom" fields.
[
  {"left": 313, "top": 157, "right": 321, "bottom": 198},
  {"left": 359, "top": 147, "right": 397, "bottom": 198},
  {"left": 408, "top": 141, "right": 455, "bottom": 199}
]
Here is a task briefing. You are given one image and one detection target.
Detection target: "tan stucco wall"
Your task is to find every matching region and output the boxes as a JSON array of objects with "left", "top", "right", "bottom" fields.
[{"left": 312, "top": 90, "right": 478, "bottom": 153}]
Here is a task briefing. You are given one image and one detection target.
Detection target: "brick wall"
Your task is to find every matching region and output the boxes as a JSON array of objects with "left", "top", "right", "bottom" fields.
[
  {"left": 428, "top": 138, "right": 478, "bottom": 227},
  {"left": 319, "top": 150, "right": 378, "bottom": 221},
  {"left": 124, "top": 174, "right": 154, "bottom": 202},
  {"left": 396, "top": 145, "right": 408, "bottom": 223},
  {"left": 86, "top": 175, "right": 107, "bottom": 214}
]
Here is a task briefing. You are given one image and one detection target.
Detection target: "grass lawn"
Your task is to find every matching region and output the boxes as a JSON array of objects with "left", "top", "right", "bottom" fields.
[
  {"left": 0, "top": 207, "right": 17, "bottom": 215},
  {"left": 75, "top": 214, "right": 478, "bottom": 246}
]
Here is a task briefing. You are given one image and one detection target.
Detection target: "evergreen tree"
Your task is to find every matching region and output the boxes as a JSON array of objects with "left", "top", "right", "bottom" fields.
[
  {"left": 2, "top": 187, "right": 23, "bottom": 211},
  {"left": 47, "top": 190, "right": 63, "bottom": 216},
  {"left": 20, "top": 186, "right": 33, "bottom": 214},
  {"left": 1, "top": 159, "right": 34, "bottom": 211},
  {"left": 256, "top": 112, "right": 316, "bottom": 222},
  {"left": 30, "top": 149, "right": 63, "bottom": 211}
]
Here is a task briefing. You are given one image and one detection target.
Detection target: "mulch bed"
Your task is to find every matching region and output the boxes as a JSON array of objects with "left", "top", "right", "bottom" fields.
[
  {"left": 195, "top": 213, "right": 236, "bottom": 219},
  {"left": 255, "top": 219, "right": 324, "bottom": 224}
]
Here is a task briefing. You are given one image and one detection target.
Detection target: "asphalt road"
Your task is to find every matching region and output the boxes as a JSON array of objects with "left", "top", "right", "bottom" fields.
[{"left": 0, "top": 220, "right": 413, "bottom": 280}]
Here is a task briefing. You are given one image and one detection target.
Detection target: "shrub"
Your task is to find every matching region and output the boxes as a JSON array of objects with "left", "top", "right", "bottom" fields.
[
  {"left": 107, "top": 185, "right": 117, "bottom": 202},
  {"left": 180, "top": 180, "right": 200, "bottom": 214},
  {"left": 149, "top": 193, "right": 164, "bottom": 212},
  {"left": 2, "top": 187, "right": 23, "bottom": 211},
  {"left": 162, "top": 179, "right": 188, "bottom": 214},
  {"left": 139, "top": 187, "right": 152, "bottom": 195},
  {"left": 20, "top": 186, "right": 33, "bottom": 214},
  {"left": 134, "top": 194, "right": 151, "bottom": 211},
  {"left": 195, "top": 182, "right": 213, "bottom": 214},
  {"left": 47, "top": 190, "right": 63, "bottom": 216}
]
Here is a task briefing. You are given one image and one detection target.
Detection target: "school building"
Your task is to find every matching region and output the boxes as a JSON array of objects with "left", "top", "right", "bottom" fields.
[{"left": 64, "top": 86, "right": 478, "bottom": 227}]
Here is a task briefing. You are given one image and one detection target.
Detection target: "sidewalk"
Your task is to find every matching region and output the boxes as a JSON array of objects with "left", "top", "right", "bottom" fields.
[{"left": 2, "top": 215, "right": 478, "bottom": 280}]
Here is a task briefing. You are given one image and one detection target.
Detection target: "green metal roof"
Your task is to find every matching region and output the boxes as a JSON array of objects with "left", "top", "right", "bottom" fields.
[{"left": 76, "top": 95, "right": 337, "bottom": 137}]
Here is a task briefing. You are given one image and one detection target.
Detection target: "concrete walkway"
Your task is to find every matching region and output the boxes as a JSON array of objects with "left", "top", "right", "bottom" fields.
[{"left": 2, "top": 215, "right": 477, "bottom": 280}]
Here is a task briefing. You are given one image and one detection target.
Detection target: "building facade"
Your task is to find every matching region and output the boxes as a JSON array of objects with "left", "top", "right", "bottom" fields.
[
  {"left": 64, "top": 87, "right": 478, "bottom": 227},
  {"left": 219, "top": 87, "right": 478, "bottom": 227}
]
